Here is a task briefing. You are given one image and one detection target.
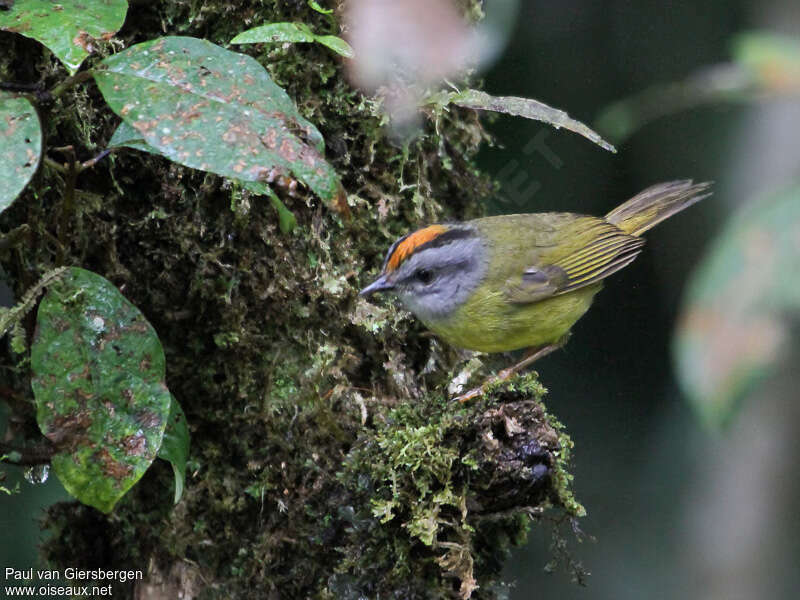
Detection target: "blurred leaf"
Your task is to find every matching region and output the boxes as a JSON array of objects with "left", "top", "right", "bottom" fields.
[
  {"left": 731, "top": 30, "right": 800, "bottom": 90},
  {"left": 0, "top": 0, "right": 128, "bottom": 74},
  {"left": 231, "top": 22, "right": 353, "bottom": 58},
  {"left": 435, "top": 89, "right": 616, "bottom": 153},
  {"left": 597, "top": 31, "right": 800, "bottom": 143},
  {"left": 674, "top": 185, "right": 800, "bottom": 426},
  {"left": 95, "top": 36, "right": 346, "bottom": 213},
  {"left": 31, "top": 267, "right": 171, "bottom": 512},
  {"left": 0, "top": 92, "right": 41, "bottom": 213},
  {"left": 158, "top": 395, "right": 189, "bottom": 505}
]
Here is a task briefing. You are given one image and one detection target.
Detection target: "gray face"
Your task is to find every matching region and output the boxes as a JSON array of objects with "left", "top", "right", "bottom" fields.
[{"left": 380, "top": 233, "right": 488, "bottom": 323}]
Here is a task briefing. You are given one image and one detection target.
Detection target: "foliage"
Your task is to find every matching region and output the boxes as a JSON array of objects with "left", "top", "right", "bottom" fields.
[
  {"left": 0, "top": 0, "right": 128, "bottom": 73},
  {"left": 432, "top": 89, "right": 616, "bottom": 153},
  {"left": 231, "top": 21, "right": 354, "bottom": 58},
  {"left": 31, "top": 267, "right": 172, "bottom": 512},
  {"left": 96, "top": 36, "right": 345, "bottom": 211},
  {"left": 0, "top": 92, "right": 40, "bottom": 211},
  {"left": 158, "top": 395, "right": 190, "bottom": 504}
]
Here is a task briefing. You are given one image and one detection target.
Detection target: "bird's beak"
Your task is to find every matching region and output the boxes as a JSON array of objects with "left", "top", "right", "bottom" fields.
[{"left": 359, "top": 274, "right": 394, "bottom": 297}]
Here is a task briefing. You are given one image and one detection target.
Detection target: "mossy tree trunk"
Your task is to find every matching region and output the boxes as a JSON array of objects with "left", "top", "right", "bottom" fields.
[{"left": 0, "top": 2, "right": 583, "bottom": 598}]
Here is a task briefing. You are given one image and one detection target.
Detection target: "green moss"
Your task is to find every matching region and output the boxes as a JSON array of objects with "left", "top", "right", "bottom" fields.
[
  {"left": 0, "top": 1, "right": 583, "bottom": 598},
  {"left": 332, "top": 375, "right": 582, "bottom": 598}
]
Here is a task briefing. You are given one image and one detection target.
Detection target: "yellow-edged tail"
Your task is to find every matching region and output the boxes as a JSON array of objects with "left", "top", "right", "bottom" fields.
[{"left": 605, "top": 180, "right": 712, "bottom": 236}]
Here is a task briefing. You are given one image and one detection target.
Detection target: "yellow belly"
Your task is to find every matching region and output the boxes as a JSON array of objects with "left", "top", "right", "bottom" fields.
[{"left": 422, "top": 284, "right": 602, "bottom": 353}]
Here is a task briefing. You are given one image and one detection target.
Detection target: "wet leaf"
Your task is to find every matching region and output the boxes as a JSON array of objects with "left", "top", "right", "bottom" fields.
[
  {"left": 95, "top": 36, "right": 346, "bottom": 211},
  {"left": 158, "top": 394, "right": 189, "bottom": 504},
  {"left": 315, "top": 35, "right": 354, "bottom": 58},
  {"left": 231, "top": 22, "right": 353, "bottom": 58},
  {"left": 31, "top": 267, "right": 171, "bottom": 512},
  {"left": 0, "top": 0, "right": 128, "bottom": 74},
  {"left": 0, "top": 92, "right": 41, "bottom": 213},
  {"left": 674, "top": 186, "right": 800, "bottom": 426},
  {"left": 231, "top": 22, "right": 317, "bottom": 44},
  {"left": 437, "top": 89, "right": 615, "bottom": 153}
]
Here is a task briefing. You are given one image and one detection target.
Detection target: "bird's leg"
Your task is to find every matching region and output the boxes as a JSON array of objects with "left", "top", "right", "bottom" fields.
[{"left": 453, "top": 335, "right": 569, "bottom": 403}]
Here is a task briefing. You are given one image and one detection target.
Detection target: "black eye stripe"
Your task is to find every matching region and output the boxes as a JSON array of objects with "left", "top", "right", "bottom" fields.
[{"left": 411, "top": 227, "right": 475, "bottom": 254}]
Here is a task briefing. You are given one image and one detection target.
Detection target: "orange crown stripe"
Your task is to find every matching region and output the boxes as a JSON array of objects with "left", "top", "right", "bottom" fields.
[{"left": 387, "top": 225, "right": 447, "bottom": 271}]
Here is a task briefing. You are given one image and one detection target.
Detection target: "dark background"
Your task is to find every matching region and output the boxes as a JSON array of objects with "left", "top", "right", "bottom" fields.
[{"left": 3, "top": 1, "right": 800, "bottom": 598}]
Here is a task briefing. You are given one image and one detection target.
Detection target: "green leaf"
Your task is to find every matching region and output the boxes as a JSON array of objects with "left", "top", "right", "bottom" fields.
[
  {"left": 435, "top": 89, "right": 616, "bottom": 153},
  {"left": 31, "top": 267, "right": 171, "bottom": 512},
  {"left": 95, "top": 36, "right": 346, "bottom": 212},
  {"left": 109, "top": 125, "right": 300, "bottom": 232},
  {"left": 673, "top": 185, "right": 800, "bottom": 427},
  {"left": 158, "top": 395, "right": 189, "bottom": 504},
  {"left": 315, "top": 35, "right": 354, "bottom": 58},
  {"left": 307, "top": 1, "right": 334, "bottom": 15},
  {"left": 0, "top": 92, "right": 41, "bottom": 213},
  {"left": 231, "top": 22, "right": 317, "bottom": 44},
  {"left": 241, "top": 181, "right": 297, "bottom": 233},
  {"left": 0, "top": 0, "right": 128, "bottom": 74},
  {"left": 107, "top": 119, "right": 150, "bottom": 151},
  {"left": 231, "top": 22, "right": 354, "bottom": 58}
]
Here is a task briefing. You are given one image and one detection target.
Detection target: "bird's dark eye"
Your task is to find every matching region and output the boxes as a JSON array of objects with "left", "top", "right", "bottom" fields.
[{"left": 415, "top": 269, "right": 433, "bottom": 284}]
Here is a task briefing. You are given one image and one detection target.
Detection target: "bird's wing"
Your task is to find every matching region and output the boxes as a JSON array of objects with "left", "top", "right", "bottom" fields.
[{"left": 503, "top": 221, "right": 645, "bottom": 304}]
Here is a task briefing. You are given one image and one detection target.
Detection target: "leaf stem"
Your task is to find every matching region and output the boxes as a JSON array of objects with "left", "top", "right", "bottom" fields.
[{"left": 48, "top": 70, "right": 94, "bottom": 99}]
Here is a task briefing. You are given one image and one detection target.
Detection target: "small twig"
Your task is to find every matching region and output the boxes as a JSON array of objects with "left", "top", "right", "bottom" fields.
[
  {"left": 0, "top": 267, "right": 68, "bottom": 339},
  {"left": 0, "top": 80, "right": 43, "bottom": 93},
  {"left": 0, "top": 224, "right": 31, "bottom": 252},
  {"left": 47, "top": 70, "right": 94, "bottom": 99},
  {"left": 43, "top": 156, "right": 68, "bottom": 174},
  {"left": 45, "top": 147, "right": 116, "bottom": 175},
  {"left": 81, "top": 148, "right": 113, "bottom": 170}
]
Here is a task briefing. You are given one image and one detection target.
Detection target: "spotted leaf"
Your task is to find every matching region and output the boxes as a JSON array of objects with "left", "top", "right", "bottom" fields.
[
  {"left": 0, "top": 92, "right": 41, "bottom": 213},
  {"left": 0, "top": 0, "right": 128, "bottom": 74},
  {"left": 95, "top": 36, "right": 346, "bottom": 212},
  {"left": 31, "top": 267, "right": 171, "bottom": 512}
]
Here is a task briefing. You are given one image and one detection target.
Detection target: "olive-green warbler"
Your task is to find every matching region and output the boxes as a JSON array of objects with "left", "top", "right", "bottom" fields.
[{"left": 361, "top": 180, "right": 711, "bottom": 400}]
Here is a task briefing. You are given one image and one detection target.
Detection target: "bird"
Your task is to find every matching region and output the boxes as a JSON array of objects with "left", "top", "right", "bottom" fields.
[{"left": 360, "top": 180, "right": 711, "bottom": 401}]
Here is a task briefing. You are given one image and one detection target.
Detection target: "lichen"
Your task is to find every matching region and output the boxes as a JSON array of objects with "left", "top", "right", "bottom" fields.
[{"left": 0, "top": 1, "right": 583, "bottom": 598}]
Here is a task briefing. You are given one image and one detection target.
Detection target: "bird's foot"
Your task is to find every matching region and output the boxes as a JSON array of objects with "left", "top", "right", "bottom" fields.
[{"left": 452, "top": 337, "right": 568, "bottom": 403}]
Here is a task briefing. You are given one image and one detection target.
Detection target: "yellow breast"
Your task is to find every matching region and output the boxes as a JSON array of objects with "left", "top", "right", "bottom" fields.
[{"left": 422, "top": 284, "right": 602, "bottom": 353}]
